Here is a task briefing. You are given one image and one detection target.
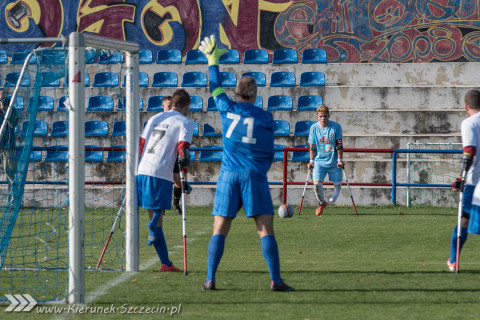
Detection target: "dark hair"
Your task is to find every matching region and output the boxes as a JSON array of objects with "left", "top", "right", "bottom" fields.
[
  {"left": 171, "top": 89, "right": 191, "bottom": 109},
  {"left": 162, "top": 95, "right": 172, "bottom": 103},
  {"left": 465, "top": 90, "right": 480, "bottom": 110},
  {"left": 235, "top": 76, "right": 257, "bottom": 101}
]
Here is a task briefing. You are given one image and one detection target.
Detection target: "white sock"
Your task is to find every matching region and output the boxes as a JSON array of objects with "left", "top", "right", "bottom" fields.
[{"left": 329, "top": 182, "right": 341, "bottom": 202}]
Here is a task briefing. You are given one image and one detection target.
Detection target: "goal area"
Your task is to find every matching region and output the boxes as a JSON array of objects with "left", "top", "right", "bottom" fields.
[{"left": 0, "top": 33, "right": 140, "bottom": 304}]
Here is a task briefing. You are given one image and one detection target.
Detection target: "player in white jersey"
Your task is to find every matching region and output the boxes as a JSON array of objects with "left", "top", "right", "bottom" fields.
[
  {"left": 447, "top": 89, "right": 480, "bottom": 271},
  {"left": 137, "top": 89, "right": 194, "bottom": 272},
  {"left": 307, "top": 105, "right": 344, "bottom": 216}
]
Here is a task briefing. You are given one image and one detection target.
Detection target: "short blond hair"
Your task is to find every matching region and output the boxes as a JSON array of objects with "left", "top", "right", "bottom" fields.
[{"left": 316, "top": 105, "right": 329, "bottom": 114}]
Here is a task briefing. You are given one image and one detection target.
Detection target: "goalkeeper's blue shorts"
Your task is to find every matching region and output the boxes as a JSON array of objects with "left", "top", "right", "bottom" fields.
[
  {"left": 212, "top": 170, "right": 274, "bottom": 218},
  {"left": 468, "top": 204, "right": 480, "bottom": 235},
  {"left": 462, "top": 185, "right": 475, "bottom": 217},
  {"left": 137, "top": 175, "right": 173, "bottom": 210}
]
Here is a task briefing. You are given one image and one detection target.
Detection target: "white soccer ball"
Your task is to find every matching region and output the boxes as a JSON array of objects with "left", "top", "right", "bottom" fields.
[{"left": 278, "top": 204, "right": 294, "bottom": 218}]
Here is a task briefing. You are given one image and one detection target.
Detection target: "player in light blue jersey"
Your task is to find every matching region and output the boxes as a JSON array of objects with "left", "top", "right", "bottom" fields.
[
  {"left": 307, "top": 105, "right": 344, "bottom": 216},
  {"left": 198, "top": 35, "right": 293, "bottom": 292}
]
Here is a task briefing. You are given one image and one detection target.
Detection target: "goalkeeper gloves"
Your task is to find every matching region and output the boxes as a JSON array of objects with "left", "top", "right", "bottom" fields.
[{"left": 198, "top": 35, "right": 226, "bottom": 66}]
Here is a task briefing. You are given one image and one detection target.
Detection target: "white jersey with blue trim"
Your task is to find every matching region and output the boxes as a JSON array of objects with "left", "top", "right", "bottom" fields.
[{"left": 308, "top": 121, "right": 343, "bottom": 168}]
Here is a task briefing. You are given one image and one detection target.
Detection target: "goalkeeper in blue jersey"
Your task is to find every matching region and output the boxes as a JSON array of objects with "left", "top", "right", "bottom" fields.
[{"left": 198, "top": 35, "right": 293, "bottom": 292}]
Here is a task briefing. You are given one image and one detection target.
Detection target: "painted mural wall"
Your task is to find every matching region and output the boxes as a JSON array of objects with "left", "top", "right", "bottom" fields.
[{"left": 1, "top": 0, "right": 480, "bottom": 63}]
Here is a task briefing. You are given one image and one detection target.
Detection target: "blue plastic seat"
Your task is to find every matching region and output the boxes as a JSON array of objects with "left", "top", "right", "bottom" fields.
[
  {"left": 192, "top": 121, "right": 199, "bottom": 137},
  {"left": 302, "top": 48, "right": 327, "bottom": 64},
  {"left": 147, "top": 96, "right": 165, "bottom": 112},
  {"left": 85, "top": 145, "right": 103, "bottom": 163},
  {"left": 254, "top": 96, "right": 263, "bottom": 108},
  {"left": 117, "top": 96, "right": 143, "bottom": 111},
  {"left": 20, "top": 146, "right": 42, "bottom": 162},
  {"left": 139, "top": 49, "right": 153, "bottom": 64},
  {"left": 202, "top": 124, "right": 221, "bottom": 137},
  {"left": 152, "top": 72, "right": 178, "bottom": 87},
  {"left": 29, "top": 95, "right": 54, "bottom": 111},
  {"left": 185, "top": 49, "right": 207, "bottom": 64},
  {"left": 123, "top": 72, "right": 149, "bottom": 87},
  {"left": 241, "top": 72, "right": 266, "bottom": 87},
  {"left": 87, "top": 96, "right": 114, "bottom": 111},
  {"left": 93, "top": 72, "right": 119, "bottom": 87},
  {"left": 274, "top": 144, "right": 286, "bottom": 161},
  {"left": 297, "top": 95, "right": 323, "bottom": 111},
  {"left": 38, "top": 72, "right": 61, "bottom": 87},
  {"left": 266, "top": 95, "right": 293, "bottom": 111},
  {"left": 5, "top": 72, "right": 30, "bottom": 87},
  {"left": 156, "top": 49, "right": 181, "bottom": 64},
  {"left": 199, "top": 145, "right": 223, "bottom": 162},
  {"left": 207, "top": 97, "right": 217, "bottom": 111},
  {"left": 111, "top": 121, "right": 126, "bottom": 137},
  {"left": 293, "top": 121, "right": 316, "bottom": 136},
  {"left": 272, "top": 48, "right": 298, "bottom": 64},
  {"left": 219, "top": 49, "right": 240, "bottom": 64},
  {"left": 85, "top": 120, "right": 109, "bottom": 137},
  {"left": 189, "top": 96, "right": 203, "bottom": 111},
  {"left": 11, "top": 51, "right": 37, "bottom": 64},
  {"left": 7, "top": 96, "right": 24, "bottom": 110},
  {"left": 243, "top": 49, "right": 269, "bottom": 64},
  {"left": 270, "top": 71, "right": 295, "bottom": 87},
  {"left": 21, "top": 120, "right": 48, "bottom": 137},
  {"left": 273, "top": 120, "right": 290, "bottom": 136},
  {"left": 57, "top": 96, "right": 68, "bottom": 112},
  {"left": 63, "top": 73, "right": 90, "bottom": 87},
  {"left": 300, "top": 72, "right": 325, "bottom": 87},
  {"left": 98, "top": 51, "right": 124, "bottom": 64},
  {"left": 40, "top": 51, "right": 66, "bottom": 64},
  {"left": 51, "top": 120, "right": 68, "bottom": 137},
  {"left": 45, "top": 146, "right": 68, "bottom": 162},
  {"left": 291, "top": 144, "right": 310, "bottom": 161},
  {"left": 106, "top": 145, "right": 126, "bottom": 162},
  {"left": 0, "top": 50, "right": 7, "bottom": 64},
  {"left": 220, "top": 72, "right": 236, "bottom": 87},
  {"left": 181, "top": 72, "right": 207, "bottom": 87}
]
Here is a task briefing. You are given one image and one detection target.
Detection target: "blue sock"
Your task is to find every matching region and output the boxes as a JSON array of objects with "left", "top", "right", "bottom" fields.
[
  {"left": 147, "top": 209, "right": 162, "bottom": 246},
  {"left": 450, "top": 225, "right": 468, "bottom": 263},
  {"left": 206, "top": 234, "right": 225, "bottom": 283},
  {"left": 261, "top": 235, "right": 282, "bottom": 284},
  {"left": 153, "top": 226, "right": 171, "bottom": 266}
]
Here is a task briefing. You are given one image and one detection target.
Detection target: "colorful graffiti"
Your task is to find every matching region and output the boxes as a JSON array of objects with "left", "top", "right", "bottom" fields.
[{"left": 1, "top": 0, "right": 480, "bottom": 62}]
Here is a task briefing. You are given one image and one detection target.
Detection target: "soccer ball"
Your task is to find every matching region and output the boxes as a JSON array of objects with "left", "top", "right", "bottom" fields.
[{"left": 278, "top": 204, "right": 294, "bottom": 218}]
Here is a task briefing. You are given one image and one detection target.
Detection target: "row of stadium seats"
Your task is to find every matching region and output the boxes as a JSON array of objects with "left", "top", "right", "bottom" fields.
[
  {"left": 0, "top": 48, "right": 327, "bottom": 65},
  {"left": 0, "top": 70, "right": 325, "bottom": 88}
]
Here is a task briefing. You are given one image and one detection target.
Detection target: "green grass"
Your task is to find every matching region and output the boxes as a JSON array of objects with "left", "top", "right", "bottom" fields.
[{"left": 3, "top": 205, "right": 480, "bottom": 319}]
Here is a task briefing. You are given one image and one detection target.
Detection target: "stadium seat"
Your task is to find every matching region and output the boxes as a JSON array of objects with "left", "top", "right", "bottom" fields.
[
  {"left": 29, "top": 95, "right": 54, "bottom": 111},
  {"left": 11, "top": 51, "right": 37, "bottom": 64},
  {"left": 111, "top": 121, "right": 126, "bottom": 137},
  {"left": 220, "top": 72, "right": 237, "bottom": 87},
  {"left": 63, "top": 72, "right": 90, "bottom": 87},
  {"left": 293, "top": 120, "right": 316, "bottom": 136},
  {"left": 57, "top": 96, "right": 69, "bottom": 112},
  {"left": 185, "top": 49, "right": 207, "bottom": 64},
  {"left": 199, "top": 145, "right": 223, "bottom": 162},
  {"left": 301, "top": 48, "right": 327, "bottom": 64},
  {"left": 273, "top": 120, "right": 290, "bottom": 136},
  {"left": 297, "top": 95, "right": 323, "bottom": 111},
  {"left": 243, "top": 49, "right": 269, "bottom": 64},
  {"left": 0, "top": 50, "right": 7, "bottom": 64},
  {"left": 45, "top": 145, "right": 68, "bottom": 162},
  {"left": 51, "top": 120, "right": 68, "bottom": 137},
  {"left": 202, "top": 124, "right": 221, "bottom": 137},
  {"left": 123, "top": 72, "right": 149, "bottom": 87},
  {"left": 139, "top": 49, "right": 153, "bottom": 64},
  {"left": 241, "top": 72, "right": 266, "bottom": 87},
  {"left": 219, "top": 49, "right": 240, "bottom": 64},
  {"left": 40, "top": 50, "right": 66, "bottom": 64},
  {"left": 192, "top": 121, "right": 199, "bottom": 137},
  {"left": 85, "top": 120, "right": 109, "bottom": 137},
  {"left": 274, "top": 144, "right": 286, "bottom": 161},
  {"left": 85, "top": 145, "right": 103, "bottom": 163},
  {"left": 87, "top": 96, "right": 114, "bottom": 112},
  {"left": 98, "top": 51, "right": 124, "bottom": 64},
  {"left": 5, "top": 72, "right": 30, "bottom": 87},
  {"left": 147, "top": 96, "right": 165, "bottom": 112},
  {"left": 7, "top": 96, "right": 24, "bottom": 110},
  {"left": 182, "top": 72, "right": 207, "bottom": 87},
  {"left": 152, "top": 72, "right": 178, "bottom": 87},
  {"left": 93, "top": 72, "right": 119, "bottom": 87},
  {"left": 299, "top": 72, "right": 325, "bottom": 87},
  {"left": 272, "top": 48, "right": 298, "bottom": 64},
  {"left": 106, "top": 145, "right": 126, "bottom": 162},
  {"left": 270, "top": 71, "right": 295, "bottom": 87},
  {"left": 38, "top": 72, "right": 61, "bottom": 87},
  {"left": 117, "top": 96, "right": 143, "bottom": 111},
  {"left": 266, "top": 95, "right": 293, "bottom": 111},
  {"left": 21, "top": 120, "right": 48, "bottom": 137},
  {"left": 254, "top": 96, "right": 263, "bottom": 108},
  {"left": 291, "top": 144, "right": 310, "bottom": 161},
  {"left": 189, "top": 95, "right": 203, "bottom": 111},
  {"left": 207, "top": 97, "right": 217, "bottom": 111},
  {"left": 19, "top": 146, "right": 42, "bottom": 162},
  {"left": 156, "top": 49, "right": 181, "bottom": 64}
]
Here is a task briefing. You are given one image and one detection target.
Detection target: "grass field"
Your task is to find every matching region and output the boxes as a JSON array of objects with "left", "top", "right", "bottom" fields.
[{"left": 2, "top": 205, "right": 480, "bottom": 319}]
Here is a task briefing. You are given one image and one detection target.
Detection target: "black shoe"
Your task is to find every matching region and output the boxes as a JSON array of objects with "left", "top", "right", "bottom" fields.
[
  {"left": 270, "top": 281, "right": 295, "bottom": 292},
  {"left": 173, "top": 205, "right": 182, "bottom": 216},
  {"left": 202, "top": 281, "right": 216, "bottom": 290}
]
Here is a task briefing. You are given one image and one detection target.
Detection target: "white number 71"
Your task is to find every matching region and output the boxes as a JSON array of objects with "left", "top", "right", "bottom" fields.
[{"left": 225, "top": 112, "right": 257, "bottom": 144}]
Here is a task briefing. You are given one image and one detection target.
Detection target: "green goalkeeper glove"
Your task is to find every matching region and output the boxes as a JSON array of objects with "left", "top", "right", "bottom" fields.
[{"left": 198, "top": 35, "right": 226, "bottom": 66}]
